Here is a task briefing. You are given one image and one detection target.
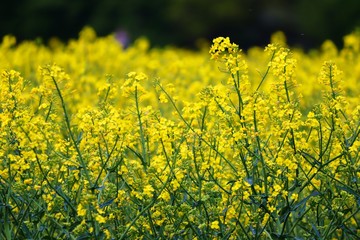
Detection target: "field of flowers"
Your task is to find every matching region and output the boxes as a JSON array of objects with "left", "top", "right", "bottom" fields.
[{"left": 1, "top": 27, "right": 360, "bottom": 239}]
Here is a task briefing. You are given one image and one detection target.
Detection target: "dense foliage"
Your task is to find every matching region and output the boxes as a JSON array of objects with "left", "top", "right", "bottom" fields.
[{"left": 1, "top": 27, "right": 360, "bottom": 239}]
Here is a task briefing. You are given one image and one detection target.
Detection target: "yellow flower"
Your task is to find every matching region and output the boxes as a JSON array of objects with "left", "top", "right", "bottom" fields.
[
  {"left": 311, "top": 178, "right": 321, "bottom": 188},
  {"left": 104, "top": 229, "right": 111, "bottom": 239},
  {"left": 77, "top": 204, "right": 87, "bottom": 217},
  {"left": 159, "top": 93, "right": 168, "bottom": 103},
  {"left": 268, "top": 205, "right": 276, "bottom": 213},
  {"left": 95, "top": 214, "right": 107, "bottom": 224},
  {"left": 273, "top": 184, "right": 282, "bottom": 194},
  {"left": 143, "top": 184, "right": 154, "bottom": 198},
  {"left": 291, "top": 193, "right": 299, "bottom": 201},
  {"left": 159, "top": 190, "right": 170, "bottom": 202},
  {"left": 23, "top": 178, "right": 33, "bottom": 185},
  {"left": 210, "top": 220, "right": 220, "bottom": 230}
]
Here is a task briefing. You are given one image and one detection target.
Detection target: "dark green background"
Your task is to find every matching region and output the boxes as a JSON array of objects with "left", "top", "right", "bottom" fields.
[{"left": 1, "top": 0, "right": 360, "bottom": 49}]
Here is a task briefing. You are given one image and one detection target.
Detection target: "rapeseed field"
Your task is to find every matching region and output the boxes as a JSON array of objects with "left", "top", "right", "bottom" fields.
[{"left": 1, "top": 27, "right": 359, "bottom": 239}]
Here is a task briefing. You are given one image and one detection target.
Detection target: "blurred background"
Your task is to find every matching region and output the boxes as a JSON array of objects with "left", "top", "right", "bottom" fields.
[{"left": 1, "top": 0, "right": 360, "bottom": 50}]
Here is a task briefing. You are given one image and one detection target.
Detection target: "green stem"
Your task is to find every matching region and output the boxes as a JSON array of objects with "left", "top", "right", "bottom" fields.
[
  {"left": 93, "top": 134, "right": 120, "bottom": 188},
  {"left": 232, "top": 72, "right": 243, "bottom": 118},
  {"left": 135, "top": 85, "right": 148, "bottom": 169},
  {"left": 48, "top": 70, "right": 92, "bottom": 187},
  {"left": 253, "top": 109, "right": 268, "bottom": 196},
  {"left": 328, "top": 64, "right": 337, "bottom": 100},
  {"left": 256, "top": 50, "right": 276, "bottom": 92},
  {"left": 3, "top": 186, "right": 12, "bottom": 240}
]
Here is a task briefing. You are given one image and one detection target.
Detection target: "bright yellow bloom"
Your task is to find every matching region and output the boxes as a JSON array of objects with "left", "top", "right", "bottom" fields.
[
  {"left": 77, "top": 204, "right": 87, "bottom": 217},
  {"left": 23, "top": 179, "right": 33, "bottom": 185},
  {"left": 210, "top": 220, "right": 220, "bottom": 230},
  {"left": 95, "top": 214, "right": 107, "bottom": 224}
]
